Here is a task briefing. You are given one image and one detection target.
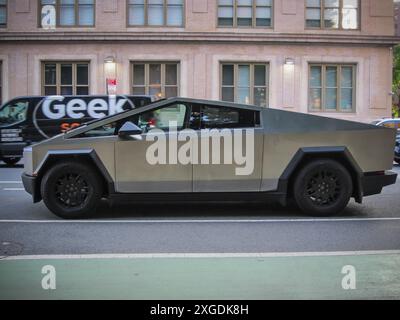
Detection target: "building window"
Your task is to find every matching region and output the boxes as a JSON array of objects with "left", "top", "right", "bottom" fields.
[
  {"left": 42, "top": 62, "right": 90, "bottom": 95},
  {"left": 128, "top": 0, "right": 184, "bottom": 27},
  {"left": 218, "top": 0, "right": 272, "bottom": 28},
  {"left": 131, "top": 62, "right": 179, "bottom": 99},
  {"left": 306, "top": 0, "right": 359, "bottom": 30},
  {"left": 309, "top": 64, "right": 356, "bottom": 112},
  {"left": 39, "top": 0, "right": 95, "bottom": 27},
  {"left": 0, "top": 0, "right": 6, "bottom": 27},
  {"left": 221, "top": 63, "right": 269, "bottom": 107}
]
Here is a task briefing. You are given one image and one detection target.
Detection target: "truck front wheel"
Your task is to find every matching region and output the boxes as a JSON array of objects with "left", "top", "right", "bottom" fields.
[
  {"left": 2, "top": 157, "right": 21, "bottom": 166},
  {"left": 293, "top": 159, "right": 353, "bottom": 217},
  {"left": 41, "top": 161, "right": 103, "bottom": 219}
]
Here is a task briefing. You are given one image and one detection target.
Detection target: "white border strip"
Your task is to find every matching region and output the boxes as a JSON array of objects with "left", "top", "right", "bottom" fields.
[
  {"left": 1, "top": 217, "right": 400, "bottom": 224},
  {"left": 2, "top": 250, "right": 400, "bottom": 261}
]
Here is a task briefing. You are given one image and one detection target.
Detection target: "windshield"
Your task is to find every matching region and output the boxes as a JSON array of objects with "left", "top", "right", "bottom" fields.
[{"left": 0, "top": 100, "right": 29, "bottom": 127}]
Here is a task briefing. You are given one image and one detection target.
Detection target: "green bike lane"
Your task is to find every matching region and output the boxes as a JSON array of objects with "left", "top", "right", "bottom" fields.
[{"left": 1, "top": 252, "right": 400, "bottom": 300}]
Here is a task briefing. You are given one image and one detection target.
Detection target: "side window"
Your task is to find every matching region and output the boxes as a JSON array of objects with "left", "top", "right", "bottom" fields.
[
  {"left": 0, "top": 99, "right": 29, "bottom": 126},
  {"left": 77, "top": 122, "right": 118, "bottom": 138},
  {"left": 136, "top": 103, "right": 187, "bottom": 132},
  {"left": 74, "top": 103, "right": 188, "bottom": 138},
  {"left": 190, "top": 105, "right": 258, "bottom": 130}
]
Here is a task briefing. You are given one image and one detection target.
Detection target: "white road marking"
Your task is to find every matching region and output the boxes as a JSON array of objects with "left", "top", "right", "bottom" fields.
[
  {"left": 0, "top": 181, "right": 22, "bottom": 183},
  {"left": 1, "top": 217, "right": 400, "bottom": 224},
  {"left": 2, "top": 250, "right": 400, "bottom": 261},
  {"left": 2, "top": 188, "right": 25, "bottom": 191}
]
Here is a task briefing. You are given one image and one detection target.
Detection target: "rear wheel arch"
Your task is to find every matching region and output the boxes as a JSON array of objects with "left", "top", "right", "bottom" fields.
[{"left": 279, "top": 147, "right": 363, "bottom": 203}]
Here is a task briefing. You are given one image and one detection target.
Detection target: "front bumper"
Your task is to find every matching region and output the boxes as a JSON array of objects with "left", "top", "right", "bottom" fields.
[
  {"left": 0, "top": 142, "right": 27, "bottom": 158},
  {"left": 362, "top": 171, "right": 397, "bottom": 197},
  {"left": 21, "top": 173, "right": 42, "bottom": 203}
]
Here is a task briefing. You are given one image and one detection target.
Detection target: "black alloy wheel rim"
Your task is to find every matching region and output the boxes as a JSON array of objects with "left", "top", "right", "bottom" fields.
[
  {"left": 304, "top": 168, "right": 342, "bottom": 207},
  {"left": 54, "top": 173, "right": 90, "bottom": 208}
]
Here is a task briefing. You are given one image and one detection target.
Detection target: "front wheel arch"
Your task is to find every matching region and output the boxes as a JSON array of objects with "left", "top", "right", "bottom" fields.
[
  {"left": 35, "top": 152, "right": 113, "bottom": 202},
  {"left": 40, "top": 160, "right": 104, "bottom": 219}
]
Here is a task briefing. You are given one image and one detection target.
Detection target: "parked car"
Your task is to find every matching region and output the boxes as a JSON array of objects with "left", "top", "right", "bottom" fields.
[
  {"left": 395, "top": 136, "right": 400, "bottom": 164},
  {"left": 0, "top": 95, "right": 156, "bottom": 165},
  {"left": 22, "top": 98, "right": 397, "bottom": 219},
  {"left": 371, "top": 119, "right": 400, "bottom": 164},
  {"left": 371, "top": 118, "right": 400, "bottom": 132}
]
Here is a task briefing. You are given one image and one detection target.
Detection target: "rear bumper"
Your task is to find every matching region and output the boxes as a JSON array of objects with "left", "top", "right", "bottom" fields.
[
  {"left": 21, "top": 173, "right": 41, "bottom": 203},
  {"left": 362, "top": 171, "right": 397, "bottom": 197},
  {"left": 0, "top": 142, "right": 27, "bottom": 158}
]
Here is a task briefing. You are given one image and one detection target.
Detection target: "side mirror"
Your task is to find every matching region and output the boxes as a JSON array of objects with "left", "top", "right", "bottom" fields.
[{"left": 118, "top": 121, "right": 143, "bottom": 139}]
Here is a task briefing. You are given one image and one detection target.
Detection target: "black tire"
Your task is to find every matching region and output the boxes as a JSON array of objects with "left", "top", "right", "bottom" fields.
[
  {"left": 2, "top": 157, "right": 21, "bottom": 166},
  {"left": 41, "top": 161, "right": 103, "bottom": 219},
  {"left": 293, "top": 159, "right": 353, "bottom": 217}
]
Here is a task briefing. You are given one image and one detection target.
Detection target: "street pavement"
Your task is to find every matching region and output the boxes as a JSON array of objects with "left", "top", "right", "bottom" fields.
[{"left": 0, "top": 162, "right": 399, "bottom": 299}]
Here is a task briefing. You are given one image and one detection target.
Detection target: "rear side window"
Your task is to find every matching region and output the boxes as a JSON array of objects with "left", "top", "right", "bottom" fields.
[{"left": 190, "top": 105, "right": 260, "bottom": 130}]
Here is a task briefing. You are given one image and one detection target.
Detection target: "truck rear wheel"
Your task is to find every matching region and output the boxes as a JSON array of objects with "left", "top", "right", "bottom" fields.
[
  {"left": 2, "top": 157, "right": 21, "bottom": 166},
  {"left": 293, "top": 159, "right": 353, "bottom": 217},
  {"left": 41, "top": 161, "right": 103, "bottom": 219}
]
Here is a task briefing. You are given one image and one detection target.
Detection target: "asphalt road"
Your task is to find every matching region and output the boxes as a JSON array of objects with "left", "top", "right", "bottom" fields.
[
  {"left": 0, "top": 163, "right": 399, "bottom": 256},
  {"left": 1, "top": 162, "right": 400, "bottom": 299}
]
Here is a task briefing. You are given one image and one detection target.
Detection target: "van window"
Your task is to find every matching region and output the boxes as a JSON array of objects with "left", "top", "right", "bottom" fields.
[{"left": 0, "top": 99, "right": 29, "bottom": 127}]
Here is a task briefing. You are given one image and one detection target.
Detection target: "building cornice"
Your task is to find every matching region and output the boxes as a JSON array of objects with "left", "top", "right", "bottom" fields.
[{"left": 0, "top": 31, "right": 399, "bottom": 46}]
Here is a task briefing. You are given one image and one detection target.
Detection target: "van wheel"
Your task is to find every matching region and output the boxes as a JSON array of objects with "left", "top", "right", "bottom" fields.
[
  {"left": 293, "top": 159, "right": 353, "bottom": 217},
  {"left": 41, "top": 161, "right": 103, "bottom": 219},
  {"left": 2, "top": 157, "right": 21, "bottom": 166}
]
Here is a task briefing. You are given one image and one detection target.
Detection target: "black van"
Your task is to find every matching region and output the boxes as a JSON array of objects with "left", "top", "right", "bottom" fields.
[{"left": 0, "top": 95, "right": 155, "bottom": 165}]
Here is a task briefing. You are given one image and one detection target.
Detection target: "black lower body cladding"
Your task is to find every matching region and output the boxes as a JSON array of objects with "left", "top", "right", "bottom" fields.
[
  {"left": 21, "top": 173, "right": 41, "bottom": 203},
  {"left": 361, "top": 171, "right": 397, "bottom": 197}
]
